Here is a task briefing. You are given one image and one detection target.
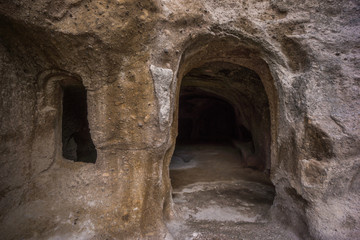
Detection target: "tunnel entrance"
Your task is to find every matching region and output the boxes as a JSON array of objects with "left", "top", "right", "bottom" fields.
[
  {"left": 61, "top": 81, "right": 97, "bottom": 163},
  {"left": 168, "top": 61, "right": 276, "bottom": 238},
  {"left": 172, "top": 61, "right": 271, "bottom": 170}
]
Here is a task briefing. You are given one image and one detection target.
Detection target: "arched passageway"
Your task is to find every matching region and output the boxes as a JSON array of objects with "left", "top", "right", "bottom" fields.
[
  {"left": 168, "top": 61, "right": 283, "bottom": 239},
  {"left": 171, "top": 61, "right": 272, "bottom": 172}
]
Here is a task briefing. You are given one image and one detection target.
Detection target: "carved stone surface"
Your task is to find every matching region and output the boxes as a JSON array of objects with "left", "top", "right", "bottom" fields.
[{"left": 0, "top": 0, "right": 359, "bottom": 239}]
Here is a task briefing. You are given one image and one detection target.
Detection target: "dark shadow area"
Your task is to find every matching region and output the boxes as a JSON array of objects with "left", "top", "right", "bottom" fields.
[
  {"left": 175, "top": 62, "right": 271, "bottom": 170},
  {"left": 62, "top": 83, "right": 97, "bottom": 163},
  {"left": 178, "top": 96, "right": 238, "bottom": 143}
]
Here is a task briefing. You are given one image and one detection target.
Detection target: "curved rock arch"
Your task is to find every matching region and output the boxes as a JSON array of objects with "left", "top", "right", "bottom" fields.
[{"left": 171, "top": 34, "right": 280, "bottom": 171}]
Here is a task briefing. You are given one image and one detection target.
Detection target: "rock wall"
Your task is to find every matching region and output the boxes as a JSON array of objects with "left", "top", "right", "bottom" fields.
[{"left": 0, "top": 0, "right": 359, "bottom": 239}]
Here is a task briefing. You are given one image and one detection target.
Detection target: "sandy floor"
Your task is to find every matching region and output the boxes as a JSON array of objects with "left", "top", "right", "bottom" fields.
[{"left": 167, "top": 143, "right": 299, "bottom": 240}]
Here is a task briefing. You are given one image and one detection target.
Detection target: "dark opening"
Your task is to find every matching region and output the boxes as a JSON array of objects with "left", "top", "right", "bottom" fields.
[
  {"left": 178, "top": 95, "right": 238, "bottom": 143},
  {"left": 171, "top": 61, "right": 273, "bottom": 188},
  {"left": 168, "top": 61, "right": 275, "bottom": 238},
  {"left": 62, "top": 83, "right": 97, "bottom": 163},
  {"left": 174, "top": 62, "right": 271, "bottom": 170}
]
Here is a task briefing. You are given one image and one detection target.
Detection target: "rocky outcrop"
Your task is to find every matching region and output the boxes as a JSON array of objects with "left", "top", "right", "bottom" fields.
[{"left": 0, "top": 0, "right": 359, "bottom": 239}]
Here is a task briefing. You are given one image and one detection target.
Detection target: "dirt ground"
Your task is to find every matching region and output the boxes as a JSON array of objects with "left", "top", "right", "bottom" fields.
[{"left": 167, "top": 143, "right": 299, "bottom": 240}]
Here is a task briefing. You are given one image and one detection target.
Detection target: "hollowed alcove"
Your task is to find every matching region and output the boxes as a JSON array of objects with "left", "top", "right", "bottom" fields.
[
  {"left": 169, "top": 61, "right": 275, "bottom": 234},
  {"left": 61, "top": 79, "right": 97, "bottom": 163}
]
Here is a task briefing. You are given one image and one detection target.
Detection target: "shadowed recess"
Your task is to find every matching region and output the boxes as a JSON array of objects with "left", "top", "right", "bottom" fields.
[
  {"left": 178, "top": 96, "right": 238, "bottom": 143},
  {"left": 176, "top": 61, "right": 270, "bottom": 170},
  {"left": 62, "top": 83, "right": 97, "bottom": 163}
]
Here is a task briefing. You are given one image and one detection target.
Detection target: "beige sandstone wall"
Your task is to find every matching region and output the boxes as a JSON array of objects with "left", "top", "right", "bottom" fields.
[{"left": 0, "top": 0, "right": 359, "bottom": 239}]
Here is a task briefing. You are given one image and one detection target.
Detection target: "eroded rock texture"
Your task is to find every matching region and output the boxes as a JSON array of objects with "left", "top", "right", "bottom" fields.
[{"left": 0, "top": 0, "right": 359, "bottom": 239}]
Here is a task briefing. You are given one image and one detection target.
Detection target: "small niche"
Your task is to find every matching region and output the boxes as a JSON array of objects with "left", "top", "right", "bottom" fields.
[{"left": 61, "top": 81, "right": 97, "bottom": 163}]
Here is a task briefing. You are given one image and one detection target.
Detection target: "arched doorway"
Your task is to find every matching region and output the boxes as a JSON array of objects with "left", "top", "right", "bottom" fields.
[{"left": 168, "top": 60, "right": 278, "bottom": 238}]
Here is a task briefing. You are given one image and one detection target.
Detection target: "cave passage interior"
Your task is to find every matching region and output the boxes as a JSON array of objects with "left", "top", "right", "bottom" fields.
[
  {"left": 169, "top": 62, "right": 275, "bottom": 233},
  {"left": 177, "top": 95, "right": 239, "bottom": 144},
  {"left": 61, "top": 80, "right": 97, "bottom": 163}
]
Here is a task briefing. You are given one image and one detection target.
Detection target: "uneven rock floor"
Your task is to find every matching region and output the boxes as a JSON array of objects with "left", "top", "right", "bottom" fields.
[{"left": 167, "top": 143, "right": 299, "bottom": 240}]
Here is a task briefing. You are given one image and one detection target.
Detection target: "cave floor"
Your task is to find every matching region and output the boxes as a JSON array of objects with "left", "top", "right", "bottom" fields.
[{"left": 167, "top": 143, "right": 299, "bottom": 240}]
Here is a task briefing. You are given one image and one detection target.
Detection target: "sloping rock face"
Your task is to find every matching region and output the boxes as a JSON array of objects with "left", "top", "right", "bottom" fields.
[{"left": 0, "top": 0, "right": 359, "bottom": 239}]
